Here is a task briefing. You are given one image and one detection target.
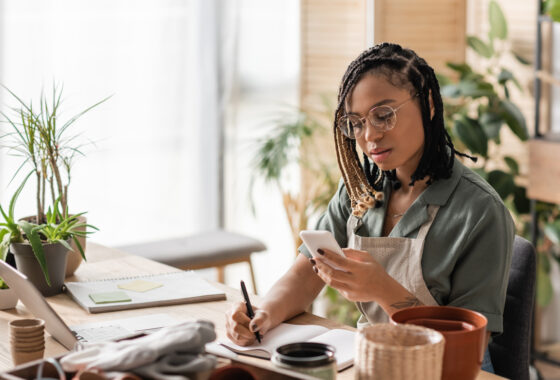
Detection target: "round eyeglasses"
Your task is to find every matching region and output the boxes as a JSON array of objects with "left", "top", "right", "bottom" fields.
[{"left": 337, "top": 95, "right": 417, "bottom": 139}]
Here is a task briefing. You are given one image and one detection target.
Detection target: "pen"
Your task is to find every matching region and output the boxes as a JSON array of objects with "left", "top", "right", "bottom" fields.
[{"left": 240, "top": 280, "right": 261, "bottom": 343}]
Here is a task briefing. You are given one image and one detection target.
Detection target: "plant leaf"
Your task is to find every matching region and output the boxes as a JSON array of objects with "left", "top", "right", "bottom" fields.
[
  {"left": 537, "top": 253, "right": 553, "bottom": 307},
  {"left": 544, "top": 221, "right": 560, "bottom": 245},
  {"left": 504, "top": 156, "right": 519, "bottom": 175},
  {"left": 498, "top": 99, "right": 528, "bottom": 141},
  {"left": 18, "top": 221, "right": 50, "bottom": 286},
  {"left": 453, "top": 116, "right": 488, "bottom": 157},
  {"left": 513, "top": 185, "right": 530, "bottom": 214},
  {"left": 467, "top": 36, "right": 493, "bottom": 58},
  {"left": 479, "top": 111, "right": 503, "bottom": 140},
  {"left": 487, "top": 170, "right": 515, "bottom": 199},
  {"left": 489, "top": 0, "right": 508, "bottom": 40}
]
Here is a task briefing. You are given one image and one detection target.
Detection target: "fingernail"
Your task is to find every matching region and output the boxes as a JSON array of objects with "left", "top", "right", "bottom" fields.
[
  {"left": 313, "top": 266, "right": 318, "bottom": 273},
  {"left": 317, "top": 249, "right": 324, "bottom": 255},
  {"left": 251, "top": 324, "right": 259, "bottom": 332},
  {"left": 309, "top": 258, "right": 316, "bottom": 265}
]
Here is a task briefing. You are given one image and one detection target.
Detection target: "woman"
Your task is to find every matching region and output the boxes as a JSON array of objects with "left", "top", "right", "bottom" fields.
[{"left": 226, "top": 43, "right": 514, "bottom": 372}]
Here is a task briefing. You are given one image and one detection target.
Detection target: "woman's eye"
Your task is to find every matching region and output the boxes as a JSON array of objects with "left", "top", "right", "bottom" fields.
[{"left": 373, "top": 111, "right": 392, "bottom": 121}]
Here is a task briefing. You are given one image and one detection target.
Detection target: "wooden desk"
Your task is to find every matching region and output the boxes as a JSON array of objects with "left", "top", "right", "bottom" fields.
[{"left": 0, "top": 243, "right": 505, "bottom": 379}]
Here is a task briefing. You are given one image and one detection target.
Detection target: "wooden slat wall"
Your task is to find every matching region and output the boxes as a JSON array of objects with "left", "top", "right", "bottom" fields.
[
  {"left": 374, "top": 0, "right": 467, "bottom": 74},
  {"left": 300, "top": 0, "right": 367, "bottom": 113}
]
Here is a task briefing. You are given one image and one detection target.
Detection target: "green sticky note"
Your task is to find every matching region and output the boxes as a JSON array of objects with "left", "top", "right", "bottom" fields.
[{"left": 89, "top": 291, "right": 132, "bottom": 304}]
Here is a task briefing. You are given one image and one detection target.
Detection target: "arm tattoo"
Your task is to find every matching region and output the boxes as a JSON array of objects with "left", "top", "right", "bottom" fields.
[{"left": 390, "top": 296, "right": 423, "bottom": 309}]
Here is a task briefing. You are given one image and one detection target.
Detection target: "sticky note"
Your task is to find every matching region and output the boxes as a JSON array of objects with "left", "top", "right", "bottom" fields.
[
  {"left": 117, "top": 279, "right": 163, "bottom": 293},
  {"left": 89, "top": 291, "right": 131, "bottom": 304}
]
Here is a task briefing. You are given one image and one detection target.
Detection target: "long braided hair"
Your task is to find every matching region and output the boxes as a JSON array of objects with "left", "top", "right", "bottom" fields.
[{"left": 334, "top": 42, "right": 474, "bottom": 218}]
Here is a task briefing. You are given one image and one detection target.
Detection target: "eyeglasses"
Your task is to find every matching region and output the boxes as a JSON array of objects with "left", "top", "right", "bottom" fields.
[{"left": 337, "top": 95, "right": 417, "bottom": 139}]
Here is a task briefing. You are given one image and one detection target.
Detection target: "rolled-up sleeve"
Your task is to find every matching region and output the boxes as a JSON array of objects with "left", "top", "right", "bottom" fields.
[
  {"left": 446, "top": 195, "right": 514, "bottom": 334},
  {"left": 298, "top": 179, "right": 352, "bottom": 258}
]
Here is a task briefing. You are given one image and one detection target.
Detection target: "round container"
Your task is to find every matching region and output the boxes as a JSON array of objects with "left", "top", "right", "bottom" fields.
[{"left": 271, "top": 342, "right": 336, "bottom": 380}]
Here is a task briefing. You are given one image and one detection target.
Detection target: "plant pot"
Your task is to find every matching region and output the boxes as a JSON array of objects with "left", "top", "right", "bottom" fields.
[
  {"left": 10, "top": 240, "right": 70, "bottom": 297},
  {"left": 0, "top": 287, "right": 18, "bottom": 309},
  {"left": 66, "top": 216, "right": 87, "bottom": 277}
]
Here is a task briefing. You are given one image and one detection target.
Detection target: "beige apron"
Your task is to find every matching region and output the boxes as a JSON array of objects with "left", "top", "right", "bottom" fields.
[{"left": 347, "top": 204, "right": 440, "bottom": 328}]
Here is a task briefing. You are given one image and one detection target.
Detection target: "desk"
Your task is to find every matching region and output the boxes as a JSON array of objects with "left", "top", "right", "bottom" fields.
[{"left": 0, "top": 243, "right": 505, "bottom": 379}]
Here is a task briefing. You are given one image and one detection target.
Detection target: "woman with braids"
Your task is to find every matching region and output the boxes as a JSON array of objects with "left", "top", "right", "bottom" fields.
[{"left": 225, "top": 43, "right": 514, "bottom": 373}]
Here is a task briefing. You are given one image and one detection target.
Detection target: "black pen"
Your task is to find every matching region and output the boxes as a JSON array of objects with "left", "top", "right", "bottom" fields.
[{"left": 240, "top": 280, "right": 261, "bottom": 343}]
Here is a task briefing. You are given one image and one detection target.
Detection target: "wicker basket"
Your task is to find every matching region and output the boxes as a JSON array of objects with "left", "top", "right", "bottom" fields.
[{"left": 355, "top": 323, "right": 445, "bottom": 380}]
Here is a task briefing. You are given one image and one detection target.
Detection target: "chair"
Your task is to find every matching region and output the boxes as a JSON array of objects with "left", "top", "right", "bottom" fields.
[
  {"left": 489, "top": 235, "right": 536, "bottom": 380},
  {"left": 118, "top": 230, "right": 266, "bottom": 293}
]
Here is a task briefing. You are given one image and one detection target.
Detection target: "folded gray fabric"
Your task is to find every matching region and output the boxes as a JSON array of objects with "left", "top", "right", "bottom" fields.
[
  {"left": 61, "top": 320, "right": 217, "bottom": 375},
  {"left": 133, "top": 351, "right": 217, "bottom": 380}
]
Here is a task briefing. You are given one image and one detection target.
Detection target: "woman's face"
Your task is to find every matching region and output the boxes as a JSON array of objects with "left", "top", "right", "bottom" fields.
[{"left": 347, "top": 73, "right": 425, "bottom": 176}]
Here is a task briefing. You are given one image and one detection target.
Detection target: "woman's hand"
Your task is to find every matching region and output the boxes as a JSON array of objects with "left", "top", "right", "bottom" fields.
[
  {"left": 311, "top": 248, "right": 390, "bottom": 303},
  {"left": 225, "top": 301, "right": 272, "bottom": 346}
]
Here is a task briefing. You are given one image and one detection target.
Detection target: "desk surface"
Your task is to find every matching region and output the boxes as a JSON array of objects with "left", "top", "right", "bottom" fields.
[{"left": 0, "top": 243, "right": 505, "bottom": 379}]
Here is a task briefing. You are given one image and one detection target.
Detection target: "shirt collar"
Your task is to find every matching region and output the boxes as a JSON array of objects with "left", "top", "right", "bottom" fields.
[{"left": 419, "top": 157, "right": 464, "bottom": 206}]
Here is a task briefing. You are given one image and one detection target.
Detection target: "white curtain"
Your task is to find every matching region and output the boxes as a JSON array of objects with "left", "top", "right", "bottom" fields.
[{"left": 0, "top": 0, "right": 236, "bottom": 245}]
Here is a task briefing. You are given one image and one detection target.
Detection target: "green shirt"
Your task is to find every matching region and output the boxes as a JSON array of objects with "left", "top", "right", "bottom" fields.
[{"left": 299, "top": 158, "right": 514, "bottom": 333}]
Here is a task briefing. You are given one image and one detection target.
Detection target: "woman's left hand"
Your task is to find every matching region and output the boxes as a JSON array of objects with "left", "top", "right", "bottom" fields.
[{"left": 311, "top": 248, "right": 390, "bottom": 303}]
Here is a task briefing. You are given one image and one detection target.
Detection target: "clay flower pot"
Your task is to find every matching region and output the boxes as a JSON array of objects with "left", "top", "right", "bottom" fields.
[
  {"left": 11, "top": 240, "right": 70, "bottom": 296},
  {"left": 391, "top": 305, "right": 487, "bottom": 380}
]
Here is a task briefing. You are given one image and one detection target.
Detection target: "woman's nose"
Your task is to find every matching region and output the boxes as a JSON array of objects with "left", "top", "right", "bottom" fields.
[{"left": 363, "top": 120, "right": 384, "bottom": 141}]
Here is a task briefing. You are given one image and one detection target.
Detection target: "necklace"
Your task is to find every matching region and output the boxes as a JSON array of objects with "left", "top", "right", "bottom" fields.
[{"left": 392, "top": 212, "right": 405, "bottom": 218}]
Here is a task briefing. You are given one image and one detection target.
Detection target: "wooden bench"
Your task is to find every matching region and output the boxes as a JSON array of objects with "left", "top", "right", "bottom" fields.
[{"left": 118, "top": 230, "right": 266, "bottom": 292}]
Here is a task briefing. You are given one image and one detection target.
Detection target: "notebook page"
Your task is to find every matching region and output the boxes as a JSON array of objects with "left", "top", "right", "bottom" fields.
[
  {"left": 220, "top": 323, "right": 329, "bottom": 357},
  {"left": 308, "top": 328, "right": 356, "bottom": 370}
]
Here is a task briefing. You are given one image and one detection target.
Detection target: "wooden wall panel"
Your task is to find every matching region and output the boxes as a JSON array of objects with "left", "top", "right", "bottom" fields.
[
  {"left": 374, "top": 0, "right": 467, "bottom": 74},
  {"left": 528, "top": 139, "right": 560, "bottom": 204}
]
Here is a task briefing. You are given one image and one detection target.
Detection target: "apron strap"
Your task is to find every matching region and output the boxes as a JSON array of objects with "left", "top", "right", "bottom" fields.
[{"left": 415, "top": 204, "right": 440, "bottom": 241}]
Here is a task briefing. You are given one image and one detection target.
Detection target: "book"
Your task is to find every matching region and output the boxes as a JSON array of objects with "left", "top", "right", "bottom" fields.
[
  {"left": 64, "top": 271, "right": 226, "bottom": 313},
  {"left": 219, "top": 323, "right": 356, "bottom": 371}
]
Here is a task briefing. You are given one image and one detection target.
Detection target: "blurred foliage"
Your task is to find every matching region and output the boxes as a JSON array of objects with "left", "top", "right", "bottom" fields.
[{"left": 439, "top": 0, "right": 560, "bottom": 307}]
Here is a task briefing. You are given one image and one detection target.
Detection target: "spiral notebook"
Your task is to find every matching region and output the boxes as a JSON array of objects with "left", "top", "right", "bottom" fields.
[{"left": 64, "top": 271, "right": 227, "bottom": 313}]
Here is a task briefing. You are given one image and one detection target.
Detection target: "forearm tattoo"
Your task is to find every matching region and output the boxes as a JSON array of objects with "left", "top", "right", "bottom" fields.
[{"left": 390, "top": 296, "right": 423, "bottom": 309}]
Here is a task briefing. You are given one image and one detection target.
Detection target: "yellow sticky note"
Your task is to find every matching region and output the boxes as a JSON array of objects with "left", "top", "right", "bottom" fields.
[{"left": 118, "top": 279, "right": 163, "bottom": 293}]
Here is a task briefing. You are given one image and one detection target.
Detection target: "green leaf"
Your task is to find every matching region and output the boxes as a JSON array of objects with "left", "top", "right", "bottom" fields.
[
  {"left": 512, "top": 51, "right": 531, "bottom": 66},
  {"left": 467, "top": 36, "right": 493, "bottom": 58},
  {"left": 440, "top": 84, "right": 462, "bottom": 98},
  {"left": 544, "top": 221, "right": 560, "bottom": 245},
  {"left": 18, "top": 221, "right": 50, "bottom": 286},
  {"left": 457, "top": 80, "right": 495, "bottom": 98},
  {"left": 453, "top": 116, "right": 488, "bottom": 157},
  {"left": 497, "top": 69, "right": 514, "bottom": 85},
  {"left": 546, "top": 0, "right": 560, "bottom": 22},
  {"left": 479, "top": 111, "right": 503, "bottom": 140},
  {"left": 487, "top": 170, "right": 515, "bottom": 199},
  {"left": 513, "top": 186, "right": 530, "bottom": 214},
  {"left": 489, "top": 0, "right": 508, "bottom": 40},
  {"left": 445, "top": 62, "right": 473, "bottom": 78},
  {"left": 537, "top": 253, "right": 553, "bottom": 307},
  {"left": 504, "top": 156, "right": 519, "bottom": 175},
  {"left": 498, "top": 99, "right": 528, "bottom": 141}
]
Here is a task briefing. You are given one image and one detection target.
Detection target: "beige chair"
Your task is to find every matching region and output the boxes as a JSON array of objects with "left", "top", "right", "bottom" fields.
[{"left": 118, "top": 230, "right": 266, "bottom": 292}]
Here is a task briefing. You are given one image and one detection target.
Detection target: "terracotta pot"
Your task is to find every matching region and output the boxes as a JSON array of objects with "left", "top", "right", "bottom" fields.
[
  {"left": 66, "top": 215, "right": 87, "bottom": 277},
  {"left": 11, "top": 241, "right": 70, "bottom": 296},
  {"left": 391, "top": 306, "right": 487, "bottom": 380},
  {"left": 0, "top": 287, "right": 18, "bottom": 309}
]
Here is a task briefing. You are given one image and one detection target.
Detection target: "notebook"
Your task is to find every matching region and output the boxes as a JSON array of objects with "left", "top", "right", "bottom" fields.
[
  {"left": 219, "top": 323, "right": 356, "bottom": 371},
  {"left": 0, "top": 260, "right": 180, "bottom": 349},
  {"left": 64, "top": 271, "right": 226, "bottom": 313}
]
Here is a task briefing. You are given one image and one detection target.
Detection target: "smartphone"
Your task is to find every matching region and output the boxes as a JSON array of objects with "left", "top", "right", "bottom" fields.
[{"left": 299, "top": 230, "right": 345, "bottom": 258}]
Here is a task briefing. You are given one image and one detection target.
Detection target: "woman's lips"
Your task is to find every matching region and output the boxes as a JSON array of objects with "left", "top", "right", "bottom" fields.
[{"left": 370, "top": 148, "right": 391, "bottom": 162}]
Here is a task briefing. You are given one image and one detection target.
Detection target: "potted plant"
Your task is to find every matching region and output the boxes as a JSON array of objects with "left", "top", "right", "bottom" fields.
[{"left": 0, "top": 84, "right": 105, "bottom": 295}]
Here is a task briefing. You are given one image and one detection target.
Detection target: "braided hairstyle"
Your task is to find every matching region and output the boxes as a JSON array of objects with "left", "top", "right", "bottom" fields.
[{"left": 334, "top": 42, "right": 474, "bottom": 218}]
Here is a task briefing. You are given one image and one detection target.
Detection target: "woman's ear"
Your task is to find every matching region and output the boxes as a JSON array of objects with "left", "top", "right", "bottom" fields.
[{"left": 428, "top": 90, "right": 435, "bottom": 120}]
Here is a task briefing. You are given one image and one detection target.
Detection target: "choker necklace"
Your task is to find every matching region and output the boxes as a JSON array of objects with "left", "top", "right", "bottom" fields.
[{"left": 392, "top": 213, "right": 405, "bottom": 218}]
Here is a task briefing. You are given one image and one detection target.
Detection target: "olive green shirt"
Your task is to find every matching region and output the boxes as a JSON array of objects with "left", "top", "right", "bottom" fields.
[{"left": 299, "top": 159, "right": 514, "bottom": 333}]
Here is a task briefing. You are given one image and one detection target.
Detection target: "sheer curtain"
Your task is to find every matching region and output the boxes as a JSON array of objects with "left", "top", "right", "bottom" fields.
[{"left": 0, "top": 0, "right": 234, "bottom": 245}]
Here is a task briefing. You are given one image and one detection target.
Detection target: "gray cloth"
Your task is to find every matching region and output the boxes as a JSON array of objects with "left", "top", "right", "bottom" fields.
[
  {"left": 61, "top": 320, "right": 217, "bottom": 378},
  {"left": 299, "top": 158, "right": 515, "bottom": 333}
]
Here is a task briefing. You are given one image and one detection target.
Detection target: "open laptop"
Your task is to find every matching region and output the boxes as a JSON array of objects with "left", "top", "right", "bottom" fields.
[{"left": 0, "top": 261, "right": 179, "bottom": 349}]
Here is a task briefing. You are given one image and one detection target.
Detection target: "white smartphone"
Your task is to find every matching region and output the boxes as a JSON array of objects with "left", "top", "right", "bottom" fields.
[{"left": 299, "top": 230, "right": 345, "bottom": 258}]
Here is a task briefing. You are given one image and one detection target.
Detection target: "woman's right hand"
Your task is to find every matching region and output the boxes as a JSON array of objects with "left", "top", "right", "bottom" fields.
[{"left": 225, "top": 301, "right": 272, "bottom": 346}]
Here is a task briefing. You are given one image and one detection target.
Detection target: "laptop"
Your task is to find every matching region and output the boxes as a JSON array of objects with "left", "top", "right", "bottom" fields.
[{"left": 0, "top": 261, "right": 179, "bottom": 349}]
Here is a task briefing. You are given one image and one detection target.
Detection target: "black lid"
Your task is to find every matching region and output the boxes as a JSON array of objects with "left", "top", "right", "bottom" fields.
[{"left": 274, "top": 342, "right": 336, "bottom": 368}]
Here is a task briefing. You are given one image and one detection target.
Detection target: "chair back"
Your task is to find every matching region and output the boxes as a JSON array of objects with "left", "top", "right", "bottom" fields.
[{"left": 489, "top": 235, "right": 536, "bottom": 380}]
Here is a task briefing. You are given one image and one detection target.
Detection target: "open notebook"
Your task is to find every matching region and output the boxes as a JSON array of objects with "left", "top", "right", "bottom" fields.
[
  {"left": 220, "top": 323, "right": 356, "bottom": 371},
  {"left": 64, "top": 271, "right": 226, "bottom": 313}
]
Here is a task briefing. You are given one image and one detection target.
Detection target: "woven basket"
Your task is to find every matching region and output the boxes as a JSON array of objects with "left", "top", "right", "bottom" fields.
[{"left": 355, "top": 323, "right": 445, "bottom": 380}]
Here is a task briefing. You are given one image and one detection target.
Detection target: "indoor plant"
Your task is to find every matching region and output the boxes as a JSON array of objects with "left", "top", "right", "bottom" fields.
[{"left": 0, "top": 84, "right": 104, "bottom": 295}]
